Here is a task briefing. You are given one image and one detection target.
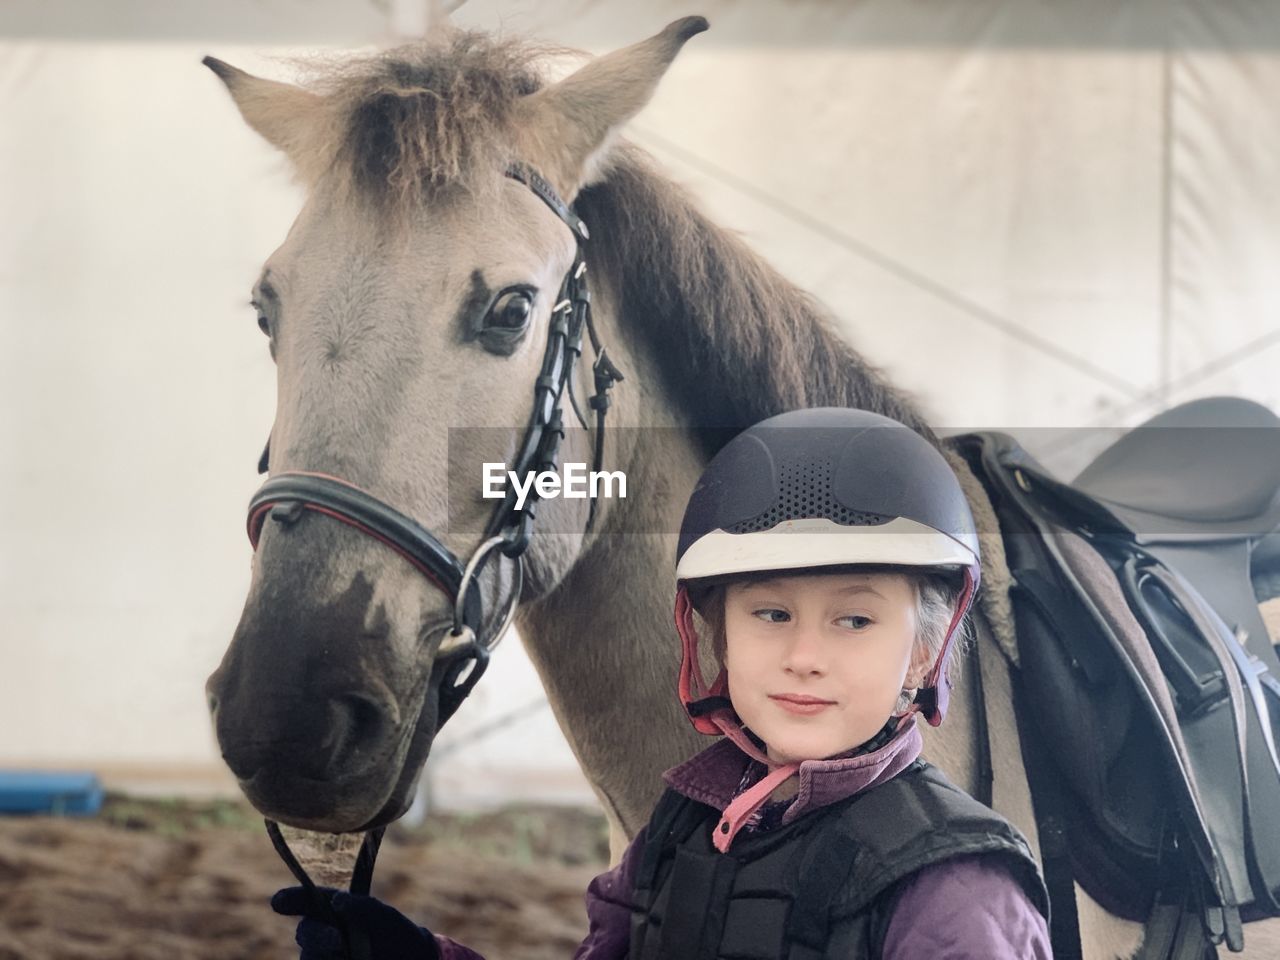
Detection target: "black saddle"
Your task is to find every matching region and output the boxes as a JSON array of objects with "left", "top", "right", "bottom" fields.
[
  {"left": 954, "top": 396, "right": 1280, "bottom": 960},
  {"left": 1073, "top": 397, "right": 1280, "bottom": 676},
  {"left": 1074, "top": 396, "right": 1280, "bottom": 534}
]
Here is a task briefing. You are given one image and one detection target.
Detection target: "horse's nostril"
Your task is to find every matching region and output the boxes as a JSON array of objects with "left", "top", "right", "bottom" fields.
[
  {"left": 345, "top": 694, "right": 385, "bottom": 737},
  {"left": 323, "top": 692, "right": 396, "bottom": 778}
]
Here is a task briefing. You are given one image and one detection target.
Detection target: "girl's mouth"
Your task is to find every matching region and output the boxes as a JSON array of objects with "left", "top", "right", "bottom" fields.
[{"left": 769, "top": 694, "right": 836, "bottom": 716}]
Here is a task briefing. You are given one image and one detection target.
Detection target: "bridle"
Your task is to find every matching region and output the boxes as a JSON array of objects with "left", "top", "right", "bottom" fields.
[
  {"left": 246, "top": 163, "right": 623, "bottom": 955},
  {"left": 247, "top": 162, "right": 620, "bottom": 724}
]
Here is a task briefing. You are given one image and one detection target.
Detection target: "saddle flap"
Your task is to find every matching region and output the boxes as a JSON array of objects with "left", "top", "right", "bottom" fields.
[
  {"left": 1041, "top": 529, "right": 1225, "bottom": 900},
  {"left": 1150, "top": 566, "right": 1280, "bottom": 916}
]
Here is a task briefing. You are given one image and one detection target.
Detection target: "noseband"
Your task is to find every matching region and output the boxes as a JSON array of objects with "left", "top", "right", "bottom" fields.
[{"left": 246, "top": 162, "right": 621, "bottom": 728}]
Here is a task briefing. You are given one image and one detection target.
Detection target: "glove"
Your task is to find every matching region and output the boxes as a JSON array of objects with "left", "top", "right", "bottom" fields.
[{"left": 271, "top": 886, "right": 441, "bottom": 960}]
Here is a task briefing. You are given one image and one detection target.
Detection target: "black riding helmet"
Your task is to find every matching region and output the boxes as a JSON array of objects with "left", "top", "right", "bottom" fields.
[{"left": 673, "top": 407, "right": 980, "bottom": 730}]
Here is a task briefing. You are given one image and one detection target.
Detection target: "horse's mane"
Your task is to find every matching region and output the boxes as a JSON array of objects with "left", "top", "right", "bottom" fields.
[
  {"left": 575, "top": 151, "right": 934, "bottom": 456},
  {"left": 294, "top": 30, "right": 933, "bottom": 456}
]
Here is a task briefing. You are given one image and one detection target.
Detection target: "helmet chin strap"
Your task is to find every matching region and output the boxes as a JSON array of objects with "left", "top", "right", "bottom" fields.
[
  {"left": 675, "top": 585, "right": 772, "bottom": 765},
  {"left": 912, "top": 564, "right": 979, "bottom": 726}
]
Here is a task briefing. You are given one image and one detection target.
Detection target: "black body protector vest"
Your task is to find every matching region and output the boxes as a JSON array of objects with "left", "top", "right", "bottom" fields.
[{"left": 628, "top": 760, "right": 1049, "bottom": 960}]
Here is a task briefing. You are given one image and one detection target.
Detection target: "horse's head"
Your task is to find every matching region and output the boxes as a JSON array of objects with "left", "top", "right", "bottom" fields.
[{"left": 204, "top": 17, "right": 707, "bottom": 831}]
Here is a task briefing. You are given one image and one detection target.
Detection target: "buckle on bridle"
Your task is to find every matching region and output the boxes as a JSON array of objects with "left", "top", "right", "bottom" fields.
[{"left": 445, "top": 533, "right": 524, "bottom": 655}]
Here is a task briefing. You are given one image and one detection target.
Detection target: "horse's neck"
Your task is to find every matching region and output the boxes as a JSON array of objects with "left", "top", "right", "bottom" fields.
[
  {"left": 517, "top": 528, "right": 706, "bottom": 839},
  {"left": 515, "top": 408, "right": 710, "bottom": 839}
]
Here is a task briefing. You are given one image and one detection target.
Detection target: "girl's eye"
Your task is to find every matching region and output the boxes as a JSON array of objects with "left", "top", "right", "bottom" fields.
[
  {"left": 484, "top": 288, "right": 535, "bottom": 331},
  {"left": 839, "top": 615, "right": 874, "bottom": 630},
  {"left": 752, "top": 608, "right": 790, "bottom": 624}
]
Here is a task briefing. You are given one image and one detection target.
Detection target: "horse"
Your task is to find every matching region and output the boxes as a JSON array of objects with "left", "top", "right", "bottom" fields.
[{"left": 201, "top": 16, "right": 1280, "bottom": 958}]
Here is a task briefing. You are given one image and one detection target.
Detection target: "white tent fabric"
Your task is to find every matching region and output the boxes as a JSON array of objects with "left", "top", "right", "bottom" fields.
[{"left": 2, "top": 1, "right": 1279, "bottom": 803}]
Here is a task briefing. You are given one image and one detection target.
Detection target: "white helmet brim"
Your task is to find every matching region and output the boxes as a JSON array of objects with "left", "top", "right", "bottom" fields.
[{"left": 675, "top": 515, "right": 978, "bottom": 581}]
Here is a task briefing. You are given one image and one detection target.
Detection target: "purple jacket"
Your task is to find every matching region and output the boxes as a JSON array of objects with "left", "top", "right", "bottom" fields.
[{"left": 436, "top": 720, "right": 1051, "bottom": 959}]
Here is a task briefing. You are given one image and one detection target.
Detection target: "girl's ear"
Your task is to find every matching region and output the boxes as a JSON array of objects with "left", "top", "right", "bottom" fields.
[{"left": 906, "top": 642, "right": 934, "bottom": 687}]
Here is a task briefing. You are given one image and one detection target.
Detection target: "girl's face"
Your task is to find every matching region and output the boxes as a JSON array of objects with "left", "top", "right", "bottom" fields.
[{"left": 722, "top": 571, "right": 930, "bottom": 766}]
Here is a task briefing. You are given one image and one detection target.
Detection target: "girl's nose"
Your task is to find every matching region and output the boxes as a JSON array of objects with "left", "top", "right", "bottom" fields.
[{"left": 782, "top": 627, "right": 826, "bottom": 675}]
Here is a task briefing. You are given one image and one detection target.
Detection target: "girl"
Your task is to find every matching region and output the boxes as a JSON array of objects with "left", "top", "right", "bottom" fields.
[{"left": 274, "top": 406, "right": 1052, "bottom": 959}]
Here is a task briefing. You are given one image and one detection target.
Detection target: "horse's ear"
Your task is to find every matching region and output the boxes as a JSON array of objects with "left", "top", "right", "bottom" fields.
[
  {"left": 519, "top": 16, "right": 708, "bottom": 198},
  {"left": 202, "top": 56, "right": 328, "bottom": 185}
]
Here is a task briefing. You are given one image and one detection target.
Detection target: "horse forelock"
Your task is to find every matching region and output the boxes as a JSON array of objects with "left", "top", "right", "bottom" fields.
[{"left": 279, "top": 30, "right": 563, "bottom": 230}]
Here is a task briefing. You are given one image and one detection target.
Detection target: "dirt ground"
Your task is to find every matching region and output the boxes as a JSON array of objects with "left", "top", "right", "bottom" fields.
[{"left": 0, "top": 794, "right": 610, "bottom": 960}]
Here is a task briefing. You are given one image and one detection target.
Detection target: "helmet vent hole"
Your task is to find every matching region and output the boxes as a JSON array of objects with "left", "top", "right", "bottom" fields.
[{"left": 727, "top": 456, "right": 893, "bottom": 533}]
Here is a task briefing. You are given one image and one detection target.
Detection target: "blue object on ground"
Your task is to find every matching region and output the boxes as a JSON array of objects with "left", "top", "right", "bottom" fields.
[{"left": 0, "top": 770, "right": 104, "bottom": 816}]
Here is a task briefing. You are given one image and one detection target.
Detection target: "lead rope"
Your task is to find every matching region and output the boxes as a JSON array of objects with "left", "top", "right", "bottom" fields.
[{"left": 266, "top": 819, "right": 386, "bottom": 960}]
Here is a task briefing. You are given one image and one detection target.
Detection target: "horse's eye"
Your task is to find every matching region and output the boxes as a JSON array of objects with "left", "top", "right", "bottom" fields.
[
  {"left": 251, "top": 301, "right": 271, "bottom": 337},
  {"left": 485, "top": 289, "right": 534, "bottom": 331}
]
